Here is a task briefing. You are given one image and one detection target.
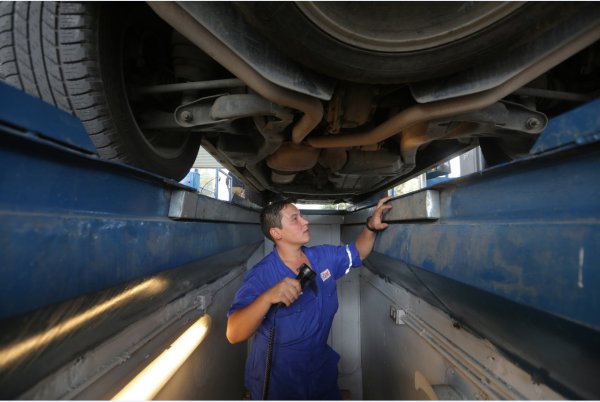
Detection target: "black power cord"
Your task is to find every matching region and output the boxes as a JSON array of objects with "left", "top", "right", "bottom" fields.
[
  {"left": 262, "top": 304, "right": 280, "bottom": 400},
  {"left": 262, "top": 264, "right": 316, "bottom": 400}
]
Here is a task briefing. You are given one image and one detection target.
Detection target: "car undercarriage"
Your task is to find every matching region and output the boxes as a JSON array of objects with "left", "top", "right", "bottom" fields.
[{"left": 1, "top": 2, "right": 599, "bottom": 204}]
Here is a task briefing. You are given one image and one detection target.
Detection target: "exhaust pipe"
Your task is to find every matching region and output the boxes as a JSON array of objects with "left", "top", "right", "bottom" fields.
[
  {"left": 148, "top": 2, "right": 323, "bottom": 145},
  {"left": 306, "top": 25, "right": 600, "bottom": 149}
]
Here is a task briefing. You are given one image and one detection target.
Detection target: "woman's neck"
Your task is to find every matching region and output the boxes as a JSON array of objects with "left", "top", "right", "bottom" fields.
[{"left": 276, "top": 244, "right": 307, "bottom": 273}]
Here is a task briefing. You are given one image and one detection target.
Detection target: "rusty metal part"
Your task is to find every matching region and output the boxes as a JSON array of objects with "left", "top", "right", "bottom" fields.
[
  {"left": 318, "top": 148, "right": 348, "bottom": 171},
  {"left": 340, "top": 150, "right": 404, "bottom": 176},
  {"left": 148, "top": 2, "right": 323, "bottom": 144},
  {"left": 400, "top": 101, "right": 547, "bottom": 166},
  {"left": 306, "top": 24, "right": 600, "bottom": 149},
  {"left": 399, "top": 122, "right": 432, "bottom": 167},
  {"left": 211, "top": 94, "right": 293, "bottom": 124},
  {"left": 325, "top": 91, "right": 343, "bottom": 134},
  {"left": 342, "top": 85, "right": 376, "bottom": 128},
  {"left": 400, "top": 122, "right": 481, "bottom": 167},
  {"left": 325, "top": 85, "right": 375, "bottom": 134},
  {"left": 266, "top": 142, "right": 321, "bottom": 172}
]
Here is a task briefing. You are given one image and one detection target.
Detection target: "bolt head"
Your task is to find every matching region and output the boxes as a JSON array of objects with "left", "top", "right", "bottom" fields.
[
  {"left": 526, "top": 117, "right": 541, "bottom": 130},
  {"left": 181, "top": 110, "right": 193, "bottom": 122}
]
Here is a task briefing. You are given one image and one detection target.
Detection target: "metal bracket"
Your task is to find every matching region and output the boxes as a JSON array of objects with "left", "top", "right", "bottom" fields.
[
  {"left": 390, "top": 305, "right": 406, "bottom": 325},
  {"left": 174, "top": 93, "right": 294, "bottom": 130},
  {"left": 441, "top": 101, "right": 548, "bottom": 134},
  {"left": 174, "top": 94, "right": 229, "bottom": 128}
]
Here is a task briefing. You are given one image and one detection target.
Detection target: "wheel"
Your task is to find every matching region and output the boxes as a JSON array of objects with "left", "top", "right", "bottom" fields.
[
  {"left": 235, "top": 2, "right": 568, "bottom": 84},
  {"left": 0, "top": 2, "right": 200, "bottom": 180}
]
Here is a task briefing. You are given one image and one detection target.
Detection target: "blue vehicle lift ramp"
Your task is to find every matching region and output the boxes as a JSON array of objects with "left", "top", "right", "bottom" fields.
[
  {"left": 342, "top": 97, "right": 600, "bottom": 399},
  {"left": 1, "top": 81, "right": 599, "bottom": 399},
  {"left": 0, "top": 82, "right": 264, "bottom": 398}
]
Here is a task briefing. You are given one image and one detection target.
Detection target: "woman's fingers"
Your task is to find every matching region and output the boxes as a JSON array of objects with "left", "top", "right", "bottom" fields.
[{"left": 272, "top": 277, "right": 302, "bottom": 306}]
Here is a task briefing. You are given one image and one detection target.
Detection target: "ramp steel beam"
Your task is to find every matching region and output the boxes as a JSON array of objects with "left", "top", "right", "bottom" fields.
[
  {"left": 0, "top": 82, "right": 262, "bottom": 321},
  {"left": 342, "top": 98, "right": 600, "bottom": 399}
]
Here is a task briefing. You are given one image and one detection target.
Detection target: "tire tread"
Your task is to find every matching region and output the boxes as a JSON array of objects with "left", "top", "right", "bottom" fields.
[
  {"left": 0, "top": 1, "right": 128, "bottom": 162},
  {"left": 0, "top": 1, "right": 198, "bottom": 179}
]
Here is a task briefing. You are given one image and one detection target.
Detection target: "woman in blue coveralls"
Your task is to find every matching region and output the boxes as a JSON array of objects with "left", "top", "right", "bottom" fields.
[{"left": 226, "top": 197, "right": 392, "bottom": 400}]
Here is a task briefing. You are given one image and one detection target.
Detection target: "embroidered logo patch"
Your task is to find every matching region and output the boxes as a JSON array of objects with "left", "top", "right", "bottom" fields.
[{"left": 320, "top": 269, "right": 331, "bottom": 282}]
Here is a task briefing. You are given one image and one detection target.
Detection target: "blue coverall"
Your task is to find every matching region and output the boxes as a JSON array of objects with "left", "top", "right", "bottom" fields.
[{"left": 228, "top": 243, "right": 362, "bottom": 400}]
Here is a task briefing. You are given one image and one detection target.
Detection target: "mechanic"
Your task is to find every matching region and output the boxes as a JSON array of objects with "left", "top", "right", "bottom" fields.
[{"left": 226, "top": 197, "right": 392, "bottom": 399}]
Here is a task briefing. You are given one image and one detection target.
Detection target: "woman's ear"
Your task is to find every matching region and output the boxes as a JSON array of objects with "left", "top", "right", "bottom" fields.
[{"left": 269, "top": 227, "right": 282, "bottom": 241}]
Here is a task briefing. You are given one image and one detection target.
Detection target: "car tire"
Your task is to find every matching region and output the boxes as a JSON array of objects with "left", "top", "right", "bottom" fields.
[
  {"left": 0, "top": 2, "right": 200, "bottom": 180},
  {"left": 236, "top": 2, "right": 570, "bottom": 84}
]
